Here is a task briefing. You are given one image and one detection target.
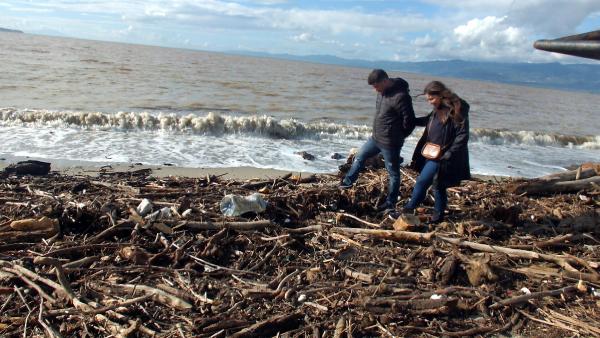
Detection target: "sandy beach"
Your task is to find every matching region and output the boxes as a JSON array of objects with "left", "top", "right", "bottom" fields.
[
  {"left": 0, "top": 155, "right": 510, "bottom": 184},
  {"left": 0, "top": 155, "right": 318, "bottom": 180}
]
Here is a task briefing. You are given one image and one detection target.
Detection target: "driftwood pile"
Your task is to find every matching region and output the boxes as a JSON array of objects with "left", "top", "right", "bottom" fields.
[{"left": 0, "top": 163, "right": 599, "bottom": 337}]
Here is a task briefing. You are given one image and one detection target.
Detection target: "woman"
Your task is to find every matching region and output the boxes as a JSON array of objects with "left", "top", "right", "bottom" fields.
[{"left": 397, "top": 81, "right": 470, "bottom": 224}]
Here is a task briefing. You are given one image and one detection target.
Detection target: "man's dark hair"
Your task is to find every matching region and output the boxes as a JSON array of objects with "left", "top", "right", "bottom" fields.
[{"left": 367, "top": 69, "right": 389, "bottom": 85}]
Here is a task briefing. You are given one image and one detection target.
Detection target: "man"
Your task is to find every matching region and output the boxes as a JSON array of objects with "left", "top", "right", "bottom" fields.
[{"left": 340, "top": 69, "right": 415, "bottom": 213}]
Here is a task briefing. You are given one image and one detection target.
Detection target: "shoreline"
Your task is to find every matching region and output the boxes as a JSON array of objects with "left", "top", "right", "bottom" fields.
[
  {"left": 0, "top": 155, "right": 319, "bottom": 180},
  {"left": 0, "top": 155, "right": 511, "bottom": 182}
]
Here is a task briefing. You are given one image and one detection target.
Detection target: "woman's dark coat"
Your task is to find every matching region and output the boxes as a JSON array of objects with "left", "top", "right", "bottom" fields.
[{"left": 410, "top": 99, "right": 471, "bottom": 187}]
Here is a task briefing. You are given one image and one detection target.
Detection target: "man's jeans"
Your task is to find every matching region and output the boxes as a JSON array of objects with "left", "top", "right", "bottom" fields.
[
  {"left": 404, "top": 160, "right": 447, "bottom": 215},
  {"left": 342, "top": 137, "right": 401, "bottom": 206}
]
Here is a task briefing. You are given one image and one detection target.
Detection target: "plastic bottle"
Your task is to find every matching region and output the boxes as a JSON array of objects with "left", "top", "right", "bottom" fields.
[
  {"left": 136, "top": 199, "right": 153, "bottom": 216},
  {"left": 220, "top": 193, "right": 267, "bottom": 216}
]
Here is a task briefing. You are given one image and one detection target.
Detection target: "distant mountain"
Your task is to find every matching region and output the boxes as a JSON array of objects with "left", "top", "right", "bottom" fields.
[
  {"left": 232, "top": 51, "right": 600, "bottom": 93},
  {"left": 0, "top": 27, "right": 23, "bottom": 33}
]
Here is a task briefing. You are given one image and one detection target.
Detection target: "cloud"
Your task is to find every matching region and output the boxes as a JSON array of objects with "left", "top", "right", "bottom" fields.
[
  {"left": 404, "top": 16, "right": 537, "bottom": 62},
  {"left": 423, "top": 0, "right": 600, "bottom": 37},
  {"left": 402, "top": 0, "right": 600, "bottom": 63},
  {"left": 412, "top": 34, "right": 435, "bottom": 48},
  {"left": 2, "top": 0, "right": 599, "bottom": 62},
  {"left": 244, "top": 0, "right": 289, "bottom": 4},
  {"left": 292, "top": 32, "right": 313, "bottom": 42},
  {"left": 117, "top": 1, "right": 430, "bottom": 37},
  {"left": 505, "top": 0, "right": 600, "bottom": 36},
  {"left": 454, "top": 16, "right": 524, "bottom": 46}
]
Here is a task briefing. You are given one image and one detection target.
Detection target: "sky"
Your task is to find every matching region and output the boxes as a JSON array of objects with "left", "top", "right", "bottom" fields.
[{"left": 1, "top": 0, "right": 599, "bottom": 63}]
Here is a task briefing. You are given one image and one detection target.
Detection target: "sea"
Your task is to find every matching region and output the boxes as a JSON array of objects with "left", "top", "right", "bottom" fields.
[{"left": 1, "top": 32, "right": 599, "bottom": 178}]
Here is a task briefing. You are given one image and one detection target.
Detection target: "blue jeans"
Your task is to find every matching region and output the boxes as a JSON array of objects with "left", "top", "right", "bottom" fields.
[
  {"left": 404, "top": 160, "right": 447, "bottom": 215},
  {"left": 342, "top": 137, "right": 401, "bottom": 206}
]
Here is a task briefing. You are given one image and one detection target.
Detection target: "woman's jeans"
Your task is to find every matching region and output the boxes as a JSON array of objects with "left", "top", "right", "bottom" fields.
[
  {"left": 342, "top": 137, "right": 402, "bottom": 206},
  {"left": 404, "top": 160, "right": 447, "bottom": 215}
]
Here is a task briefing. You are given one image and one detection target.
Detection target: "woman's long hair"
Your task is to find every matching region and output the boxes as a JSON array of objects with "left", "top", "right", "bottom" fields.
[{"left": 423, "top": 81, "right": 464, "bottom": 125}]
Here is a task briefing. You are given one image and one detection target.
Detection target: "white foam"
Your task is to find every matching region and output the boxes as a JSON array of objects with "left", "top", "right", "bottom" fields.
[{"left": 1, "top": 108, "right": 598, "bottom": 177}]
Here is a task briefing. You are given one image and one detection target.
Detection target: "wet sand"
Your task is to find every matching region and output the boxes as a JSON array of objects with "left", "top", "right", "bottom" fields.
[
  {"left": 0, "top": 155, "right": 318, "bottom": 180},
  {"left": 0, "top": 155, "right": 509, "bottom": 181}
]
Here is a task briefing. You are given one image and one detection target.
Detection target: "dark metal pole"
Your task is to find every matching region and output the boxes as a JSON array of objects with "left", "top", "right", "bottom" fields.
[{"left": 533, "top": 30, "right": 600, "bottom": 61}]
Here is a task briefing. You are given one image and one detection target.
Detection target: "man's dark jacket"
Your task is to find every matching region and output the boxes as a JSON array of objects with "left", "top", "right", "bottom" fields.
[
  {"left": 372, "top": 78, "right": 416, "bottom": 148},
  {"left": 410, "top": 99, "right": 471, "bottom": 187}
]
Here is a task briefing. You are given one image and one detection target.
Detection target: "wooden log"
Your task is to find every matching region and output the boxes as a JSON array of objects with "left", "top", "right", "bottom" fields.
[
  {"left": 32, "top": 257, "right": 93, "bottom": 312},
  {"left": 86, "top": 219, "right": 134, "bottom": 244},
  {"left": 180, "top": 220, "right": 274, "bottom": 231},
  {"left": 37, "top": 300, "right": 62, "bottom": 338},
  {"left": 537, "top": 167, "right": 597, "bottom": 182},
  {"left": 46, "top": 294, "right": 153, "bottom": 316},
  {"left": 240, "top": 173, "right": 292, "bottom": 190},
  {"left": 90, "top": 180, "right": 141, "bottom": 194},
  {"left": 284, "top": 224, "right": 323, "bottom": 234},
  {"left": 0, "top": 228, "right": 59, "bottom": 243},
  {"left": 437, "top": 235, "right": 599, "bottom": 271},
  {"left": 541, "top": 308, "right": 600, "bottom": 336},
  {"left": 333, "top": 316, "right": 346, "bottom": 338},
  {"left": 344, "top": 268, "right": 373, "bottom": 284},
  {"left": 490, "top": 285, "right": 577, "bottom": 309},
  {"left": 436, "top": 255, "right": 459, "bottom": 285},
  {"left": 304, "top": 301, "right": 329, "bottom": 312},
  {"left": 508, "top": 233, "right": 585, "bottom": 250},
  {"left": 364, "top": 297, "right": 458, "bottom": 314},
  {"left": 0, "top": 216, "right": 59, "bottom": 243},
  {"left": 504, "top": 265, "right": 600, "bottom": 284},
  {"left": 2, "top": 268, "right": 58, "bottom": 305},
  {"left": 336, "top": 213, "right": 381, "bottom": 228},
  {"left": 2, "top": 259, "right": 93, "bottom": 312},
  {"left": 511, "top": 176, "right": 600, "bottom": 195},
  {"left": 439, "top": 325, "right": 497, "bottom": 337},
  {"left": 91, "top": 282, "right": 193, "bottom": 311},
  {"left": 201, "top": 319, "right": 249, "bottom": 334},
  {"left": 9, "top": 216, "right": 59, "bottom": 231},
  {"left": 62, "top": 256, "right": 100, "bottom": 270},
  {"left": 230, "top": 312, "right": 303, "bottom": 338},
  {"left": 43, "top": 243, "right": 129, "bottom": 257},
  {"left": 331, "top": 227, "right": 435, "bottom": 244}
]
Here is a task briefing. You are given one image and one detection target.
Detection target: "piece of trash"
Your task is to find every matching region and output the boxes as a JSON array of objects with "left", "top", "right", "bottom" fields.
[
  {"left": 145, "top": 207, "right": 172, "bottom": 221},
  {"left": 430, "top": 294, "right": 443, "bottom": 300},
  {"left": 220, "top": 193, "right": 267, "bottom": 216},
  {"left": 297, "top": 294, "right": 307, "bottom": 302},
  {"left": 520, "top": 287, "right": 531, "bottom": 295},
  {"left": 136, "top": 199, "right": 153, "bottom": 216},
  {"left": 159, "top": 207, "right": 172, "bottom": 218}
]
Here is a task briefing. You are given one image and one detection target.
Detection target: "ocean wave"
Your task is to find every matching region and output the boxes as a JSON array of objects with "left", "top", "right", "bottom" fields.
[
  {"left": 471, "top": 128, "right": 600, "bottom": 149},
  {"left": 1, "top": 108, "right": 597, "bottom": 149},
  {"left": 0, "top": 108, "right": 371, "bottom": 140}
]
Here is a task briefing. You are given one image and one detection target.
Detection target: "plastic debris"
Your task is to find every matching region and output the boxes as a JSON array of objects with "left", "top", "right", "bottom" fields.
[{"left": 220, "top": 193, "right": 267, "bottom": 216}]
